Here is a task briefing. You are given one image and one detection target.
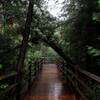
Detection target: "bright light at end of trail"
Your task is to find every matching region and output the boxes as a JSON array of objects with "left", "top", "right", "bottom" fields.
[{"left": 47, "top": 0, "right": 65, "bottom": 17}]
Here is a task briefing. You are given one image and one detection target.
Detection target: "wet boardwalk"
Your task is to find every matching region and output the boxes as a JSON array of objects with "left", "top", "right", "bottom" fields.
[{"left": 24, "top": 64, "right": 76, "bottom": 100}]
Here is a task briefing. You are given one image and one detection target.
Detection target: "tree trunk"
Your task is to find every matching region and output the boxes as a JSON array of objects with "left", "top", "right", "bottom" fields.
[
  {"left": 42, "top": 38, "right": 74, "bottom": 66},
  {"left": 16, "top": 0, "right": 33, "bottom": 99}
]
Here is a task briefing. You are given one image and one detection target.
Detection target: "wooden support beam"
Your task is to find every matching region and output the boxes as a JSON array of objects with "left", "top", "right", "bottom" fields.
[{"left": 0, "top": 72, "right": 18, "bottom": 81}]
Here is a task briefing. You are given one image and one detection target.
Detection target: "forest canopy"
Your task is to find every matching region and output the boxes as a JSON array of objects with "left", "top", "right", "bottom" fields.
[{"left": 0, "top": 0, "right": 100, "bottom": 74}]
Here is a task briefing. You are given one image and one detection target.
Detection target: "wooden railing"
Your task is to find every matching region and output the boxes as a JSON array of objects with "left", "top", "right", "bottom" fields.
[
  {"left": 0, "top": 72, "right": 18, "bottom": 96},
  {"left": 42, "top": 56, "right": 57, "bottom": 64},
  {"left": 0, "top": 58, "right": 44, "bottom": 100},
  {"left": 56, "top": 59, "right": 100, "bottom": 100}
]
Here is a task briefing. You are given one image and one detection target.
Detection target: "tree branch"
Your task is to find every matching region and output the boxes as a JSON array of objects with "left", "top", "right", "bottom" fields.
[{"left": 29, "top": 34, "right": 74, "bottom": 66}]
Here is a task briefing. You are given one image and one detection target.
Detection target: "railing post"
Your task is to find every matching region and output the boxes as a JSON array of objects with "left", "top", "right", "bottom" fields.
[
  {"left": 34, "top": 61, "right": 37, "bottom": 78},
  {"left": 37, "top": 59, "right": 40, "bottom": 75},
  {"left": 74, "top": 65, "right": 79, "bottom": 83},
  {"left": 16, "top": 71, "right": 22, "bottom": 100},
  {"left": 28, "top": 64, "right": 32, "bottom": 89},
  {"left": 39, "top": 59, "right": 42, "bottom": 72},
  {"left": 64, "top": 64, "right": 68, "bottom": 81},
  {"left": 44, "top": 57, "right": 46, "bottom": 64},
  {"left": 74, "top": 65, "right": 80, "bottom": 99}
]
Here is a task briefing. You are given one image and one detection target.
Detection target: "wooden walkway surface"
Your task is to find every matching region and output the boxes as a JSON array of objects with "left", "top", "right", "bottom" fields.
[{"left": 23, "top": 64, "right": 76, "bottom": 100}]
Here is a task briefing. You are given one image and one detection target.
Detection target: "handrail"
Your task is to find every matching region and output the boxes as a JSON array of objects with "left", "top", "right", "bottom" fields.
[
  {"left": 65, "top": 61, "right": 100, "bottom": 83},
  {"left": 0, "top": 72, "right": 18, "bottom": 81},
  {"left": 0, "top": 45, "right": 21, "bottom": 55},
  {"left": 0, "top": 72, "right": 18, "bottom": 97},
  {"left": 70, "top": 64, "right": 100, "bottom": 83},
  {"left": 0, "top": 57, "right": 44, "bottom": 99},
  {"left": 67, "top": 68, "right": 95, "bottom": 95},
  {"left": 58, "top": 63, "right": 94, "bottom": 93},
  {"left": 56, "top": 58, "right": 100, "bottom": 100},
  {"left": 0, "top": 83, "right": 18, "bottom": 96},
  {"left": 78, "top": 68, "right": 100, "bottom": 83}
]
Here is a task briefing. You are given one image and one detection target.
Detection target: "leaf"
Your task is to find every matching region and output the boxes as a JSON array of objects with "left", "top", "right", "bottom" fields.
[
  {"left": 94, "top": 84, "right": 100, "bottom": 93},
  {"left": 98, "top": 36, "right": 100, "bottom": 40},
  {"left": 87, "top": 46, "right": 100, "bottom": 56},
  {"left": 0, "top": 64, "right": 3, "bottom": 69},
  {"left": 98, "top": 61, "right": 100, "bottom": 65}
]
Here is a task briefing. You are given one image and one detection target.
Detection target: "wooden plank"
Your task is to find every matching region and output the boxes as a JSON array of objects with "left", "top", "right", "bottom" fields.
[
  {"left": 78, "top": 69, "right": 100, "bottom": 83},
  {"left": 0, "top": 72, "right": 18, "bottom": 81},
  {"left": 24, "top": 64, "right": 76, "bottom": 100},
  {"left": 0, "top": 83, "right": 18, "bottom": 96}
]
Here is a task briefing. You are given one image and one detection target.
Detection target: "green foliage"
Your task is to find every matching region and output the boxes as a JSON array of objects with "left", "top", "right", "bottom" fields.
[
  {"left": 89, "top": 95, "right": 97, "bottom": 100},
  {"left": 87, "top": 46, "right": 100, "bottom": 57},
  {"left": 89, "top": 84, "right": 100, "bottom": 100},
  {"left": 42, "top": 47, "right": 57, "bottom": 57},
  {"left": 59, "top": 0, "right": 100, "bottom": 68},
  {"left": 98, "top": 36, "right": 100, "bottom": 40},
  {"left": 33, "top": 51, "right": 42, "bottom": 58},
  {"left": 94, "top": 84, "right": 100, "bottom": 93},
  {"left": 98, "top": 61, "right": 100, "bottom": 65},
  {"left": 93, "top": 13, "right": 100, "bottom": 21},
  {"left": 0, "top": 64, "right": 3, "bottom": 69},
  {"left": 0, "top": 84, "right": 8, "bottom": 91}
]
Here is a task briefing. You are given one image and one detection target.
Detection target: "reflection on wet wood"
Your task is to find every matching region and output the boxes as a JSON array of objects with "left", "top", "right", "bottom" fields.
[{"left": 24, "top": 64, "right": 76, "bottom": 100}]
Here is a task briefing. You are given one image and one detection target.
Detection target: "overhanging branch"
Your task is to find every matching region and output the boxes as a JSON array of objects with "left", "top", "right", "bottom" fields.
[{"left": 29, "top": 34, "right": 74, "bottom": 66}]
